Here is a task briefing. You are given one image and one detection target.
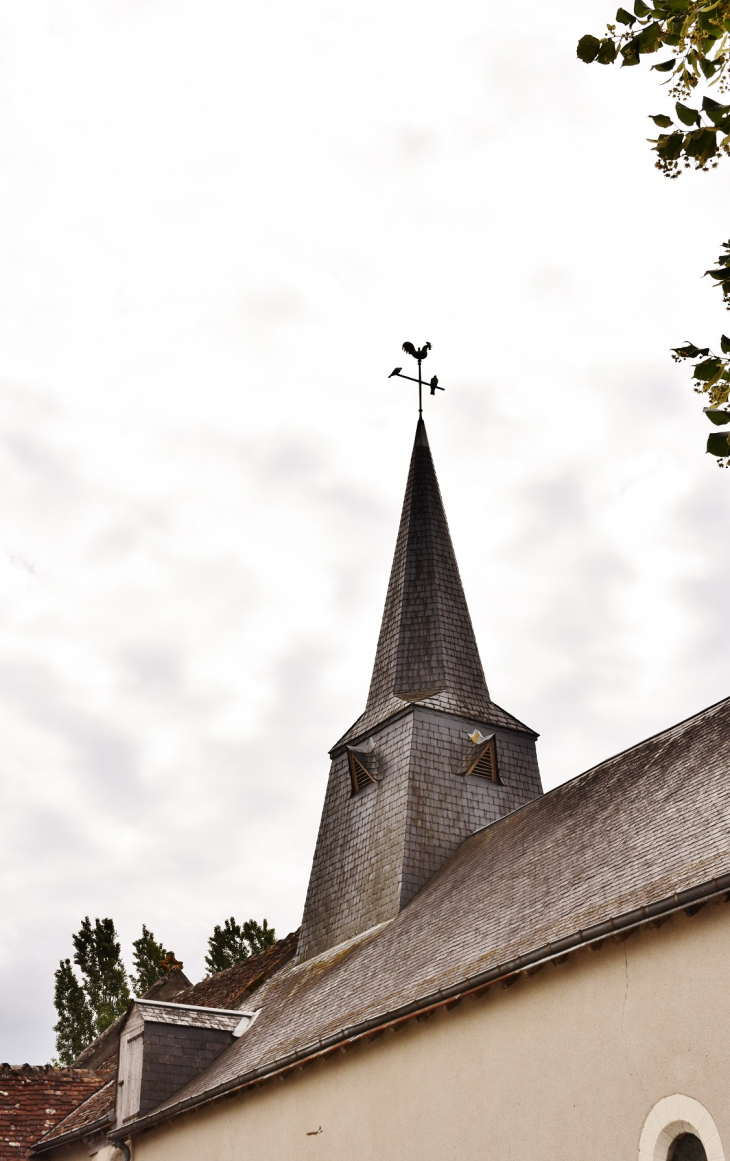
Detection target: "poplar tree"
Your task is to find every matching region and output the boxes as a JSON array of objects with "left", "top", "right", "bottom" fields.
[
  {"left": 130, "top": 925, "right": 170, "bottom": 995},
  {"left": 52, "top": 916, "right": 131, "bottom": 1064},
  {"left": 52, "top": 959, "right": 95, "bottom": 1066},
  {"left": 72, "top": 917, "right": 131, "bottom": 1034},
  {"left": 205, "top": 917, "right": 276, "bottom": 975}
]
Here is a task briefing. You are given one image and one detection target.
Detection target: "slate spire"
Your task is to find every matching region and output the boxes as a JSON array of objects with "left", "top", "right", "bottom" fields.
[
  {"left": 346, "top": 418, "right": 493, "bottom": 740},
  {"left": 299, "top": 417, "right": 541, "bottom": 961}
]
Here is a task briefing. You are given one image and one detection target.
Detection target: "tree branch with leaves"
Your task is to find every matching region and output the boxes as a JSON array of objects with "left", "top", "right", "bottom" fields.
[{"left": 578, "top": 0, "right": 730, "bottom": 463}]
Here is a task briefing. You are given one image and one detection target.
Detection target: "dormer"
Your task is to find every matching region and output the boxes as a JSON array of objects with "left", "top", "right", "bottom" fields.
[{"left": 115, "top": 1000, "right": 254, "bottom": 1127}]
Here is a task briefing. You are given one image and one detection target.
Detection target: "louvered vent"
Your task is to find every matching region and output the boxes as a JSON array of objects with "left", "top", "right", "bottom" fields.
[
  {"left": 461, "top": 736, "right": 500, "bottom": 784},
  {"left": 347, "top": 748, "right": 377, "bottom": 794}
]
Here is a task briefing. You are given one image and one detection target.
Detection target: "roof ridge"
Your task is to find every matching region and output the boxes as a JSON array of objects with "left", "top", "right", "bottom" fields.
[
  {"left": 577, "top": 693, "right": 730, "bottom": 779},
  {"left": 466, "top": 693, "right": 730, "bottom": 844}
]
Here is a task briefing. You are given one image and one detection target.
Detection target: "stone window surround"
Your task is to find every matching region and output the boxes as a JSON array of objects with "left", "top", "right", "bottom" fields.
[{"left": 639, "top": 1095, "right": 724, "bottom": 1161}]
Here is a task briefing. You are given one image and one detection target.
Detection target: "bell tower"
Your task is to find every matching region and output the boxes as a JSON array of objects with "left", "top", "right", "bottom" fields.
[{"left": 297, "top": 418, "right": 542, "bottom": 961}]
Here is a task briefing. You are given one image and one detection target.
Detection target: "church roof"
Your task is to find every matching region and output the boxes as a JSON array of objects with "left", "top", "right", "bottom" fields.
[
  {"left": 109, "top": 694, "right": 730, "bottom": 1135},
  {"left": 335, "top": 419, "right": 535, "bottom": 749}
]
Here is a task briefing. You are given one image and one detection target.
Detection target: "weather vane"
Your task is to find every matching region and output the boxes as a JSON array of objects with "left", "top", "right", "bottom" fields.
[{"left": 388, "top": 342, "right": 444, "bottom": 417}]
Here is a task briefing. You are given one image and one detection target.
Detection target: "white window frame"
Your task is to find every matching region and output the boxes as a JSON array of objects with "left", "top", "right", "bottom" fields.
[{"left": 639, "top": 1095, "right": 724, "bottom": 1161}]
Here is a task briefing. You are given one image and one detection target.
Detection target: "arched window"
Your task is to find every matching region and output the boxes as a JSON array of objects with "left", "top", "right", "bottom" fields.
[
  {"left": 639, "top": 1095, "right": 724, "bottom": 1161},
  {"left": 669, "top": 1134, "right": 708, "bottom": 1161}
]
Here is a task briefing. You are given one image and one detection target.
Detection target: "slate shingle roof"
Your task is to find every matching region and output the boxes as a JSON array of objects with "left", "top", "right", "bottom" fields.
[
  {"left": 123, "top": 695, "right": 730, "bottom": 1128},
  {"left": 336, "top": 420, "right": 535, "bottom": 749},
  {"left": 0, "top": 1065, "right": 108, "bottom": 1160},
  {"left": 133, "top": 1003, "right": 246, "bottom": 1031}
]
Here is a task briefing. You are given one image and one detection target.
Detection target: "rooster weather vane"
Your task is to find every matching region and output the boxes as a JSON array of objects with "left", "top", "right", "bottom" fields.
[{"left": 388, "top": 341, "right": 444, "bottom": 417}]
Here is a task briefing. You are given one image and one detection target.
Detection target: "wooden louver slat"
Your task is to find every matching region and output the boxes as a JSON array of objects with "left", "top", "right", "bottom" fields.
[
  {"left": 348, "top": 749, "right": 377, "bottom": 794},
  {"left": 462, "top": 736, "right": 500, "bottom": 784}
]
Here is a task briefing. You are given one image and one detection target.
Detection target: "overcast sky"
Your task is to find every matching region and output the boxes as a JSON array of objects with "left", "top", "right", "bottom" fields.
[{"left": 1, "top": 0, "right": 729, "bottom": 1063}]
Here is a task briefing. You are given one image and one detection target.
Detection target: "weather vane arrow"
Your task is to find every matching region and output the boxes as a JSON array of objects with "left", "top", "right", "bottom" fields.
[{"left": 388, "top": 341, "right": 444, "bottom": 417}]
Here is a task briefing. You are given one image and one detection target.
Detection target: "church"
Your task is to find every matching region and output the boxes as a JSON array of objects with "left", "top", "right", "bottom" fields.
[{"left": 19, "top": 416, "right": 730, "bottom": 1161}]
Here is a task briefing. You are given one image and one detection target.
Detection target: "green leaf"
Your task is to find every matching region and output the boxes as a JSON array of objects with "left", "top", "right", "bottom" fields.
[
  {"left": 577, "top": 34, "right": 602, "bottom": 62},
  {"left": 721, "top": 335, "right": 730, "bottom": 353},
  {"left": 598, "top": 37, "right": 619, "bottom": 63},
  {"left": 698, "top": 6, "right": 723, "bottom": 29},
  {"left": 706, "top": 431, "right": 730, "bottom": 455},
  {"left": 676, "top": 101, "right": 700, "bottom": 125},
  {"left": 616, "top": 6, "right": 637, "bottom": 21},
  {"left": 621, "top": 37, "right": 641, "bottom": 64},
  {"left": 653, "top": 58, "right": 676, "bottom": 70},
  {"left": 634, "top": 0, "right": 653, "bottom": 14},
  {"left": 702, "top": 96, "right": 730, "bottom": 124},
  {"left": 694, "top": 357, "right": 725, "bottom": 381},
  {"left": 704, "top": 407, "right": 730, "bottom": 424},
  {"left": 684, "top": 127, "right": 718, "bottom": 165},
  {"left": 638, "top": 21, "right": 664, "bottom": 51},
  {"left": 657, "top": 131, "right": 685, "bottom": 159},
  {"left": 650, "top": 113, "right": 674, "bottom": 126},
  {"left": 673, "top": 343, "right": 710, "bottom": 358},
  {"left": 705, "top": 268, "right": 730, "bottom": 279},
  {"left": 666, "top": 0, "right": 691, "bottom": 9}
]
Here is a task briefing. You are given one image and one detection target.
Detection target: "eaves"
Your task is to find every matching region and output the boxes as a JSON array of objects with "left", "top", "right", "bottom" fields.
[{"left": 109, "top": 868, "right": 730, "bottom": 1144}]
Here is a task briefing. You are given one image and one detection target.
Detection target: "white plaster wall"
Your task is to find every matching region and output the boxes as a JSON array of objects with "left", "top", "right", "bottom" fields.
[{"left": 102, "top": 903, "right": 730, "bottom": 1160}]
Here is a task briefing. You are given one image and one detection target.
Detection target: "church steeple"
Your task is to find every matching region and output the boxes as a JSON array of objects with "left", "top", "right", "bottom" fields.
[
  {"left": 297, "top": 418, "right": 542, "bottom": 963},
  {"left": 363, "top": 417, "right": 490, "bottom": 718},
  {"left": 337, "top": 419, "right": 523, "bottom": 748}
]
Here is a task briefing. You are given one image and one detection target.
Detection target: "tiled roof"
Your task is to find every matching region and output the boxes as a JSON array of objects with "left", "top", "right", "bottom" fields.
[
  {"left": 32, "top": 932, "right": 299, "bottom": 1152},
  {"left": 125, "top": 695, "right": 730, "bottom": 1127},
  {"left": 169, "top": 931, "right": 299, "bottom": 1010},
  {"left": 335, "top": 420, "right": 535, "bottom": 747},
  {"left": 31, "top": 1078, "right": 116, "bottom": 1152},
  {"left": 0, "top": 1065, "right": 107, "bottom": 1160}
]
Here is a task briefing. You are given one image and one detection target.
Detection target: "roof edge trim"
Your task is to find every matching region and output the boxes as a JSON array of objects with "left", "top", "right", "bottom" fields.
[
  {"left": 330, "top": 703, "right": 537, "bottom": 758},
  {"left": 31, "top": 1106, "right": 115, "bottom": 1154},
  {"left": 131, "top": 999, "right": 255, "bottom": 1017}
]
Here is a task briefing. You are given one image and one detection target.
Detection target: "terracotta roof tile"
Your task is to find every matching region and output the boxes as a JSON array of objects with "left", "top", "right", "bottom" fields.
[
  {"left": 33, "top": 1079, "right": 116, "bottom": 1152},
  {"left": 0, "top": 1065, "right": 106, "bottom": 1160}
]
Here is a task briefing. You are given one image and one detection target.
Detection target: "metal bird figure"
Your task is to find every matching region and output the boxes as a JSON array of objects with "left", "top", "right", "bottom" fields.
[
  {"left": 402, "top": 341, "right": 432, "bottom": 361},
  {"left": 388, "top": 342, "right": 443, "bottom": 415}
]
